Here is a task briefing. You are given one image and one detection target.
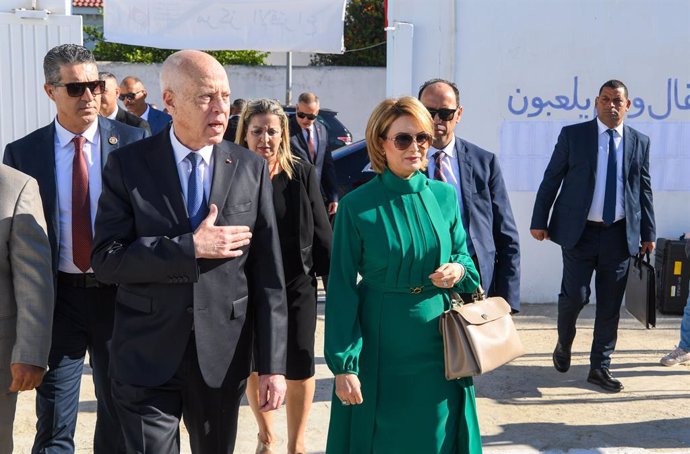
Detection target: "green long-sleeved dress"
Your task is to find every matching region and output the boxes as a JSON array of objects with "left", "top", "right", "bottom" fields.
[{"left": 324, "top": 169, "right": 483, "bottom": 454}]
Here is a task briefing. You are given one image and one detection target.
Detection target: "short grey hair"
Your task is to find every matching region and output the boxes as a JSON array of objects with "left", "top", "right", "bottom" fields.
[
  {"left": 99, "top": 71, "right": 117, "bottom": 82},
  {"left": 43, "top": 44, "right": 96, "bottom": 84}
]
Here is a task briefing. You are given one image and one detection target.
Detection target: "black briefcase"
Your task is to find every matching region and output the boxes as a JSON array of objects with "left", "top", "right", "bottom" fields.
[
  {"left": 654, "top": 238, "right": 690, "bottom": 315},
  {"left": 625, "top": 253, "right": 656, "bottom": 329}
]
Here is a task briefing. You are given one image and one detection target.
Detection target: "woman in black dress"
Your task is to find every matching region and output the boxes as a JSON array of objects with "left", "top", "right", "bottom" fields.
[{"left": 236, "top": 99, "right": 332, "bottom": 454}]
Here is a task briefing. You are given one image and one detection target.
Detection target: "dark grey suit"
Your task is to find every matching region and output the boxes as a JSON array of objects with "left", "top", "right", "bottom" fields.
[
  {"left": 531, "top": 118, "right": 655, "bottom": 369},
  {"left": 0, "top": 164, "right": 53, "bottom": 454},
  {"left": 289, "top": 116, "right": 338, "bottom": 204},
  {"left": 114, "top": 107, "right": 151, "bottom": 135},
  {"left": 92, "top": 128, "right": 287, "bottom": 452}
]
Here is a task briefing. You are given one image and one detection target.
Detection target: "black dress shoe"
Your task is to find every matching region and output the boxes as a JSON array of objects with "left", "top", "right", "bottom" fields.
[
  {"left": 552, "top": 343, "right": 571, "bottom": 373},
  {"left": 587, "top": 368, "right": 624, "bottom": 392}
]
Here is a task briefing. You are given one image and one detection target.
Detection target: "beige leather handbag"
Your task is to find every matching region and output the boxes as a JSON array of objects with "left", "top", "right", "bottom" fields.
[{"left": 439, "top": 287, "right": 525, "bottom": 379}]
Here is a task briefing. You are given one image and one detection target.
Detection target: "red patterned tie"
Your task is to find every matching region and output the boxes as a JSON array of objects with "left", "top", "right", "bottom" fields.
[
  {"left": 306, "top": 128, "right": 316, "bottom": 162},
  {"left": 433, "top": 151, "right": 447, "bottom": 182},
  {"left": 71, "top": 136, "right": 92, "bottom": 273}
]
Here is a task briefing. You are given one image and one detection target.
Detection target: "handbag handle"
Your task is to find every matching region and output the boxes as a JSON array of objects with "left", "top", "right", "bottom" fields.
[{"left": 449, "top": 285, "right": 487, "bottom": 308}]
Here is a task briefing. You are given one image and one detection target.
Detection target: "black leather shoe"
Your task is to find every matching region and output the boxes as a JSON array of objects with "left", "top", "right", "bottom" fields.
[
  {"left": 587, "top": 368, "right": 624, "bottom": 392},
  {"left": 552, "top": 343, "right": 571, "bottom": 373}
]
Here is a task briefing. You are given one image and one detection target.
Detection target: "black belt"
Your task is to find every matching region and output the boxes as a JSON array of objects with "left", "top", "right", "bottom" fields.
[
  {"left": 586, "top": 218, "right": 625, "bottom": 228},
  {"left": 57, "top": 271, "right": 109, "bottom": 288}
]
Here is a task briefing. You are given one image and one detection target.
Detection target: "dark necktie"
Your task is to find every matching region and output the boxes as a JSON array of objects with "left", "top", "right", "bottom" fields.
[
  {"left": 306, "top": 128, "right": 316, "bottom": 162},
  {"left": 71, "top": 136, "right": 92, "bottom": 273},
  {"left": 433, "top": 151, "right": 446, "bottom": 182},
  {"left": 603, "top": 129, "right": 617, "bottom": 225},
  {"left": 186, "top": 152, "right": 208, "bottom": 230}
]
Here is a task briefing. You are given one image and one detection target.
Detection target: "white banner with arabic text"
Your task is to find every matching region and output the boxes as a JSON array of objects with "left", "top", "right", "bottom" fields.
[{"left": 104, "top": 0, "right": 346, "bottom": 53}]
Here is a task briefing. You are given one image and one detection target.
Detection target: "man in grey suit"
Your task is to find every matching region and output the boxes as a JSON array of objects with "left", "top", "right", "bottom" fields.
[
  {"left": 92, "top": 50, "right": 287, "bottom": 454},
  {"left": 0, "top": 164, "right": 54, "bottom": 454},
  {"left": 418, "top": 79, "right": 521, "bottom": 312},
  {"left": 3, "top": 44, "right": 148, "bottom": 453},
  {"left": 531, "top": 79, "right": 655, "bottom": 392}
]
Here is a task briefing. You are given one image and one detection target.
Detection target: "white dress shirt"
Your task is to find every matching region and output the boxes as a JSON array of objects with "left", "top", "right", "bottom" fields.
[
  {"left": 141, "top": 104, "right": 151, "bottom": 121},
  {"left": 54, "top": 118, "right": 101, "bottom": 273},
  {"left": 587, "top": 118, "right": 625, "bottom": 223},
  {"left": 170, "top": 126, "right": 214, "bottom": 207},
  {"left": 426, "top": 136, "right": 464, "bottom": 210}
]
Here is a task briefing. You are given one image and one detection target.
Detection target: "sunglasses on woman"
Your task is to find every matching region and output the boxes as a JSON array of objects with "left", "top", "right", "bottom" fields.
[
  {"left": 51, "top": 80, "right": 106, "bottom": 97},
  {"left": 383, "top": 132, "right": 433, "bottom": 150},
  {"left": 426, "top": 107, "right": 457, "bottom": 121},
  {"left": 296, "top": 111, "right": 318, "bottom": 120}
]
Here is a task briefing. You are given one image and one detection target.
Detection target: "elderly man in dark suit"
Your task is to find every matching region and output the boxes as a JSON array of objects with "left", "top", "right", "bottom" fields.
[
  {"left": 92, "top": 50, "right": 287, "bottom": 454},
  {"left": 3, "top": 44, "right": 148, "bottom": 453},
  {"left": 418, "top": 79, "right": 521, "bottom": 313},
  {"left": 98, "top": 72, "right": 151, "bottom": 134},
  {"left": 289, "top": 92, "right": 339, "bottom": 216},
  {"left": 531, "top": 79, "right": 655, "bottom": 392},
  {"left": 0, "top": 164, "right": 54, "bottom": 454}
]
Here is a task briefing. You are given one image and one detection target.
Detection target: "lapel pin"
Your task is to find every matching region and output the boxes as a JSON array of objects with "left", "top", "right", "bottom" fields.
[
  {"left": 108, "top": 136, "right": 118, "bottom": 145},
  {"left": 225, "top": 158, "right": 232, "bottom": 164}
]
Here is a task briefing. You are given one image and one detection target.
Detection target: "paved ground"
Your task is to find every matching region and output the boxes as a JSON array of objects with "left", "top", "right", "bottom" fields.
[{"left": 12, "top": 303, "right": 690, "bottom": 453}]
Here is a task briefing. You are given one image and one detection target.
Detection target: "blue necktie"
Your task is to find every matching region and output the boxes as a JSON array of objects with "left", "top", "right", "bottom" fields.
[
  {"left": 603, "top": 129, "right": 617, "bottom": 225},
  {"left": 186, "top": 152, "right": 207, "bottom": 230}
]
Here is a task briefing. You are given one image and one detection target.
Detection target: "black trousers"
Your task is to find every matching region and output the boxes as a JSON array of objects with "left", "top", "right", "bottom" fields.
[
  {"left": 557, "top": 220, "right": 630, "bottom": 369},
  {"left": 112, "top": 333, "right": 247, "bottom": 454}
]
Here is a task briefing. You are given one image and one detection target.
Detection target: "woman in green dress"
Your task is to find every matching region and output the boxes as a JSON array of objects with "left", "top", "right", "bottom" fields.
[{"left": 324, "top": 97, "right": 483, "bottom": 454}]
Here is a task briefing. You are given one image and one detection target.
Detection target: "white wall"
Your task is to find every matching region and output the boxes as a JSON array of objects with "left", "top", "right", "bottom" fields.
[
  {"left": 387, "top": 0, "right": 690, "bottom": 302},
  {"left": 100, "top": 63, "right": 385, "bottom": 142}
]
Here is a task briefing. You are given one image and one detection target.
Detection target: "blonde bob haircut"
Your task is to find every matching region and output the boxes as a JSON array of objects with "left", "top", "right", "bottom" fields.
[
  {"left": 236, "top": 98, "right": 296, "bottom": 179},
  {"left": 365, "top": 96, "right": 434, "bottom": 174}
]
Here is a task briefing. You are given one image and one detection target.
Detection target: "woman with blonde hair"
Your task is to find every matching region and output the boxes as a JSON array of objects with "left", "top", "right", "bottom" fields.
[
  {"left": 236, "top": 98, "right": 332, "bottom": 454},
  {"left": 324, "top": 97, "right": 483, "bottom": 453}
]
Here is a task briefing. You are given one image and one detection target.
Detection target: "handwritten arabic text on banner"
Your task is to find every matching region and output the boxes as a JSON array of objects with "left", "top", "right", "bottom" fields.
[{"left": 103, "top": 0, "right": 346, "bottom": 53}]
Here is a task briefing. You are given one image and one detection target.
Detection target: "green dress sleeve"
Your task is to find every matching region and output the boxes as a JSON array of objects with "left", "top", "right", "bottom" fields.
[
  {"left": 324, "top": 200, "right": 363, "bottom": 375},
  {"left": 446, "top": 189, "right": 481, "bottom": 293}
]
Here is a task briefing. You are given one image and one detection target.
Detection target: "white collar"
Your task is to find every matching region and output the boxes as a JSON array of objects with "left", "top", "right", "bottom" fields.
[
  {"left": 427, "top": 134, "right": 456, "bottom": 159},
  {"left": 106, "top": 105, "right": 119, "bottom": 120},
  {"left": 54, "top": 117, "right": 99, "bottom": 147},
  {"left": 170, "top": 125, "right": 214, "bottom": 166},
  {"left": 597, "top": 118, "right": 624, "bottom": 137}
]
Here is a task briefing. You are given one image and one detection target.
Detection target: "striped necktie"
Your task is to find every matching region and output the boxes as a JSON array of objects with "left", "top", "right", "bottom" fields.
[{"left": 433, "top": 151, "right": 446, "bottom": 182}]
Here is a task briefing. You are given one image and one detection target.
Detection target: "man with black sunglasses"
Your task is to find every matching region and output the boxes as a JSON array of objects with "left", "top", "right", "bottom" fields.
[
  {"left": 289, "top": 92, "right": 339, "bottom": 216},
  {"left": 3, "top": 43, "right": 147, "bottom": 454},
  {"left": 418, "top": 78, "right": 521, "bottom": 313},
  {"left": 98, "top": 72, "right": 152, "bottom": 135},
  {"left": 119, "top": 76, "right": 172, "bottom": 135}
]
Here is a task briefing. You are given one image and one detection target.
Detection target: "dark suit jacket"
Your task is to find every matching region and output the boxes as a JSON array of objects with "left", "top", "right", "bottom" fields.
[
  {"left": 114, "top": 107, "right": 152, "bottom": 135},
  {"left": 3, "top": 117, "right": 148, "bottom": 273},
  {"left": 427, "top": 138, "right": 521, "bottom": 311},
  {"left": 91, "top": 129, "right": 287, "bottom": 388},
  {"left": 223, "top": 115, "right": 240, "bottom": 143},
  {"left": 289, "top": 116, "right": 338, "bottom": 203},
  {"left": 145, "top": 104, "right": 172, "bottom": 135},
  {"left": 276, "top": 160, "right": 332, "bottom": 283},
  {"left": 530, "top": 118, "right": 655, "bottom": 256}
]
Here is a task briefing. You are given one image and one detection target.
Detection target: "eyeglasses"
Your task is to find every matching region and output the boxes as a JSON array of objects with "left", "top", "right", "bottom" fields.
[
  {"left": 51, "top": 80, "right": 105, "bottom": 97},
  {"left": 383, "top": 132, "right": 433, "bottom": 150},
  {"left": 426, "top": 107, "right": 458, "bottom": 121},
  {"left": 296, "top": 111, "right": 318, "bottom": 120},
  {"left": 119, "top": 90, "right": 144, "bottom": 101},
  {"left": 249, "top": 128, "right": 282, "bottom": 138}
]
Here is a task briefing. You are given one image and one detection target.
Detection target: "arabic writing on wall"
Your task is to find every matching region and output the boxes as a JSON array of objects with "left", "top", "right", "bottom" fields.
[{"left": 508, "top": 76, "right": 690, "bottom": 120}]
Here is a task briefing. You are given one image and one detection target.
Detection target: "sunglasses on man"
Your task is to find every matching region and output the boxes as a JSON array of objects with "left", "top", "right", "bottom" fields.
[
  {"left": 426, "top": 107, "right": 457, "bottom": 121},
  {"left": 50, "top": 80, "right": 105, "bottom": 98},
  {"left": 119, "top": 90, "right": 144, "bottom": 101},
  {"left": 383, "top": 132, "right": 433, "bottom": 151},
  {"left": 296, "top": 111, "right": 318, "bottom": 120}
]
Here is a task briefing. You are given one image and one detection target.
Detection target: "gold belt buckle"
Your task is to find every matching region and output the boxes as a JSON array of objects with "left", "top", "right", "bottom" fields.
[{"left": 410, "top": 286, "right": 424, "bottom": 294}]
